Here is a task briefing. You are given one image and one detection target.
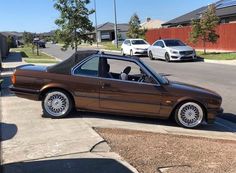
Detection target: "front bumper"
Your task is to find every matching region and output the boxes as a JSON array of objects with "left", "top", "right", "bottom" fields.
[
  {"left": 9, "top": 85, "right": 40, "bottom": 100},
  {"left": 170, "top": 53, "right": 196, "bottom": 61},
  {"left": 207, "top": 107, "right": 224, "bottom": 124},
  {"left": 133, "top": 49, "right": 148, "bottom": 55}
]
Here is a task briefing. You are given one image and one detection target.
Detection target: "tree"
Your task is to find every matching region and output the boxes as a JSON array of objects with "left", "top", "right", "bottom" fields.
[
  {"left": 22, "top": 31, "right": 33, "bottom": 45},
  {"left": 127, "top": 13, "right": 146, "bottom": 39},
  {"left": 54, "top": 0, "right": 94, "bottom": 52},
  {"left": 190, "top": 4, "right": 219, "bottom": 54}
]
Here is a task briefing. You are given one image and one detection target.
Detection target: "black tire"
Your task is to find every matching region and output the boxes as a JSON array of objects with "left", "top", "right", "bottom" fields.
[
  {"left": 130, "top": 50, "right": 133, "bottom": 56},
  {"left": 174, "top": 101, "right": 205, "bottom": 128},
  {"left": 149, "top": 51, "right": 154, "bottom": 60},
  {"left": 165, "top": 53, "right": 170, "bottom": 62},
  {"left": 42, "top": 89, "right": 73, "bottom": 118},
  {"left": 121, "top": 49, "right": 125, "bottom": 56}
]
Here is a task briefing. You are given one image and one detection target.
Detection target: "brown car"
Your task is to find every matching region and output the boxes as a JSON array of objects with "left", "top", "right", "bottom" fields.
[{"left": 10, "top": 50, "right": 223, "bottom": 128}]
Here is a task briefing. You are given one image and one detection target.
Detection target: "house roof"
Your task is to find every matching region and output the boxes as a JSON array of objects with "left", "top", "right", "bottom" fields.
[
  {"left": 141, "top": 19, "right": 165, "bottom": 29},
  {"left": 97, "top": 22, "right": 129, "bottom": 32},
  {"left": 163, "top": 0, "right": 236, "bottom": 26}
]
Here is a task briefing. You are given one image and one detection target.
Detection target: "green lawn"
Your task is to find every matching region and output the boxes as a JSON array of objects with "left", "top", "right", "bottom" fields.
[
  {"left": 197, "top": 51, "right": 236, "bottom": 60},
  {"left": 99, "top": 41, "right": 121, "bottom": 51},
  {"left": 11, "top": 47, "right": 59, "bottom": 63}
]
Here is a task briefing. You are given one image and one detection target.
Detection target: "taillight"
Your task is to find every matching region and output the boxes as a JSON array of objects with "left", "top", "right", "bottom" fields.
[{"left": 11, "top": 74, "right": 16, "bottom": 85}]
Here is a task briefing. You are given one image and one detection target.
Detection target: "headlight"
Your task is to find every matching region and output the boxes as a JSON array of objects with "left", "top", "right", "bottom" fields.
[{"left": 170, "top": 50, "right": 178, "bottom": 54}]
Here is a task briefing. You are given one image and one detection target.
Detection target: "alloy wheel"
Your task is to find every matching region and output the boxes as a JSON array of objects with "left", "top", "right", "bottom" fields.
[{"left": 176, "top": 102, "right": 204, "bottom": 128}]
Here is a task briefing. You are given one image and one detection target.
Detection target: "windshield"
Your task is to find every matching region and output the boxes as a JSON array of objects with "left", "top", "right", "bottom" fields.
[
  {"left": 140, "top": 59, "right": 169, "bottom": 85},
  {"left": 131, "top": 40, "right": 147, "bottom": 45},
  {"left": 164, "top": 40, "right": 186, "bottom": 47}
]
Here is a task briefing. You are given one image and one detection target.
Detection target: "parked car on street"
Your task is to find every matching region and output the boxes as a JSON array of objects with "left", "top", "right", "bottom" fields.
[
  {"left": 33, "top": 38, "right": 46, "bottom": 48},
  {"left": 148, "top": 39, "right": 196, "bottom": 62},
  {"left": 10, "top": 50, "right": 223, "bottom": 128},
  {"left": 121, "top": 39, "right": 150, "bottom": 56}
]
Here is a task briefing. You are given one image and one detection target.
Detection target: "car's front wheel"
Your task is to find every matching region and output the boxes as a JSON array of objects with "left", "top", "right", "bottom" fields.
[
  {"left": 165, "top": 53, "right": 170, "bottom": 62},
  {"left": 149, "top": 51, "right": 154, "bottom": 60},
  {"left": 174, "top": 102, "right": 205, "bottom": 128},
  {"left": 130, "top": 50, "right": 133, "bottom": 56},
  {"left": 42, "top": 90, "right": 73, "bottom": 118},
  {"left": 121, "top": 49, "right": 125, "bottom": 56}
]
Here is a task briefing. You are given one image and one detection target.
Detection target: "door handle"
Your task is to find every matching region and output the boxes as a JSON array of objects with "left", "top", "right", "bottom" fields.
[{"left": 101, "top": 83, "right": 111, "bottom": 89}]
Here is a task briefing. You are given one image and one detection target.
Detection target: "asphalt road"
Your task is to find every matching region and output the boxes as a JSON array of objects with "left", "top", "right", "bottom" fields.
[{"left": 42, "top": 43, "right": 236, "bottom": 119}]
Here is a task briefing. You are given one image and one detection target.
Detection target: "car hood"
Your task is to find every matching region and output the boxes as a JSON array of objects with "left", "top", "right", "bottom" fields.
[
  {"left": 133, "top": 45, "right": 150, "bottom": 49},
  {"left": 168, "top": 46, "right": 193, "bottom": 51},
  {"left": 166, "top": 81, "right": 221, "bottom": 99}
]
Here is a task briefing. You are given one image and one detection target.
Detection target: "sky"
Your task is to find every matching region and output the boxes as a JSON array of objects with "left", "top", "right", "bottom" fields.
[{"left": 0, "top": 0, "right": 217, "bottom": 33}]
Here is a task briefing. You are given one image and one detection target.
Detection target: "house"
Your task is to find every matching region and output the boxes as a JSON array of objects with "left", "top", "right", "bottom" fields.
[
  {"left": 0, "top": 33, "right": 9, "bottom": 69},
  {"left": 162, "top": 0, "right": 236, "bottom": 27},
  {"left": 0, "top": 33, "right": 9, "bottom": 59},
  {"left": 96, "top": 22, "right": 129, "bottom": 42},
  {"left": 141, "top": 18, "right": 164, "bottom": 29}
]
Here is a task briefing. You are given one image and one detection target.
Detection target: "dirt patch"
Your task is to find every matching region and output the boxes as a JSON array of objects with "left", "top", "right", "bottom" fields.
[{"left": 96, "top": 128, "right": 236, "bottom": 173}]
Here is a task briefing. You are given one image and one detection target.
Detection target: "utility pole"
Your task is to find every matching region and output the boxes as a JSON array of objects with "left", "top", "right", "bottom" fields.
[
  {"left": 94, "top": 0, "right": 98, "bottom": 48},
  {"left": 113, "top": 0, "right": 118, "bottom": 48}
]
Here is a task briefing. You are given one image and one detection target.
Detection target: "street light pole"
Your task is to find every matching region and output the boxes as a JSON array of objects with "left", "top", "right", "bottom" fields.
[
  {"left": 94, "top": 0, "right": 98, "bottom": 48},
  {"left": 113, "top": 0, "right": 118, "bottom": 48}
]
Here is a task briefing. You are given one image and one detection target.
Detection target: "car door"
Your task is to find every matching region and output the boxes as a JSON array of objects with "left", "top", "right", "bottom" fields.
[
  {"left": 71, "top": 56, "right": 100, "bottom": 111},
  {"left": 99, "top": 57, "right": 163, "bottom": 117},
  {"left": 159, "top": 41, "right": 166, "bottom": 59},
  {"left": 124, "top": 40, "right": 131, "bottom": 54},
  {"left": 152, "top": 41, "right": 160, "bottom": 58}
]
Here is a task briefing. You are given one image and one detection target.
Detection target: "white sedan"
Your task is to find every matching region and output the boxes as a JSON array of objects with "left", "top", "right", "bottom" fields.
[
  {"left": 121, "top": 39, "right": 150, "bottom": 56},
  {"left": 148, "top": 39, "right": 196, "bottom": 62}
]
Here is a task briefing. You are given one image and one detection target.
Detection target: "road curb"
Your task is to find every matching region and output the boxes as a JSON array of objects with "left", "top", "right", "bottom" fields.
[{"left": 204, "top": 59, "right": 236, "bottom": 66}]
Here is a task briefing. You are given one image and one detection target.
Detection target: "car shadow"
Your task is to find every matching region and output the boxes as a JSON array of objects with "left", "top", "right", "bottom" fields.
[
  {"left": 2, "top": 158, "right": 134, "bottom": 173},
  {"left": 65, "top": 111, "right": 236, "bottom": 133},
  {"left": 0, "top": 122, "right": 18, "bottom": 141},
  {"left": 218, "top": 113, "right": 236, "bottom": 123}
]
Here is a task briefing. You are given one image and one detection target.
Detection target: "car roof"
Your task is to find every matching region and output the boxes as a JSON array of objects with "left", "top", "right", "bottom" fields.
[{"left": 125, "top": 38, "right": 145, "bottom": 41}]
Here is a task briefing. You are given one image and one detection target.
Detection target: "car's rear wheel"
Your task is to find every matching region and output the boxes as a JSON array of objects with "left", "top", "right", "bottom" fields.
[
  {"left": 165, "top": 53, "right": 170, "bottom": 62},
  {"left": 42, "top": 90, "right": 73, "bottom": 118},
  {"left": 174, "top": 102, "right": 204, "bottom": 128},
  {"left": 149, "top": 51, "right": 154, "bottom": 60}
]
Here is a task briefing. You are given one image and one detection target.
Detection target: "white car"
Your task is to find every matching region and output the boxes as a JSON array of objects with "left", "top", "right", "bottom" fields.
[
  {"left": 121, "top": 39, "right": 150, "bottom": 56},
  {"left": 148, "top": 39, "right": 196, "bottom": 62}
]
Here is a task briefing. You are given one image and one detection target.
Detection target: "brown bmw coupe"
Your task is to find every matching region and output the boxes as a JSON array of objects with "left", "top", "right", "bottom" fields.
[{"left": 10, "top": 50, "right": 223, "bottom": 128}]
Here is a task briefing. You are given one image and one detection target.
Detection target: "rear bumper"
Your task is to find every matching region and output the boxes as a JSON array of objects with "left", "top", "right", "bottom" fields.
[
  {"left": 207, "top": 107, "right": 224, "bottom": 124},
  {"left": 9, "top": 85, "right": 40, "bottom": 100}
]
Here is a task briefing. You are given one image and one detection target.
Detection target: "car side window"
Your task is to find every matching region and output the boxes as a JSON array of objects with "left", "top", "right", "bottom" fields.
[
  {"left": 154, "top": 41, "right": 159, "bottom": 46},
  {"left": 74, "top": 56, "right": 99, "bottom": 77},
  {"left": 125, "top": 40, "right": 131, "bottom": 46},
  {"left": 159, "top": 41, "right": 164, "bottom": 48},
  {"left": 102, "top": 58, "right": 156, "bottom": 84}
]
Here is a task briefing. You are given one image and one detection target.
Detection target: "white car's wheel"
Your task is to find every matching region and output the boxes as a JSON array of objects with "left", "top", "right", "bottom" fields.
[
  {"left": 165, "top": 53, "right": 170, "bottom": 62},
  {"left": 149, "top": 51, "right": 154, "bottom": 60},
  {"left": 175, "top": 102, "right": 204, "bottom": 128},
  {"left": 130, "top": 50, "right": 133, "bottom": 56},
  {"left": 42, "top": 90, "right": 73, "bottom": 118},
  {"left": 121, "top": 49, "right": 125, "bottom": 56}
]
